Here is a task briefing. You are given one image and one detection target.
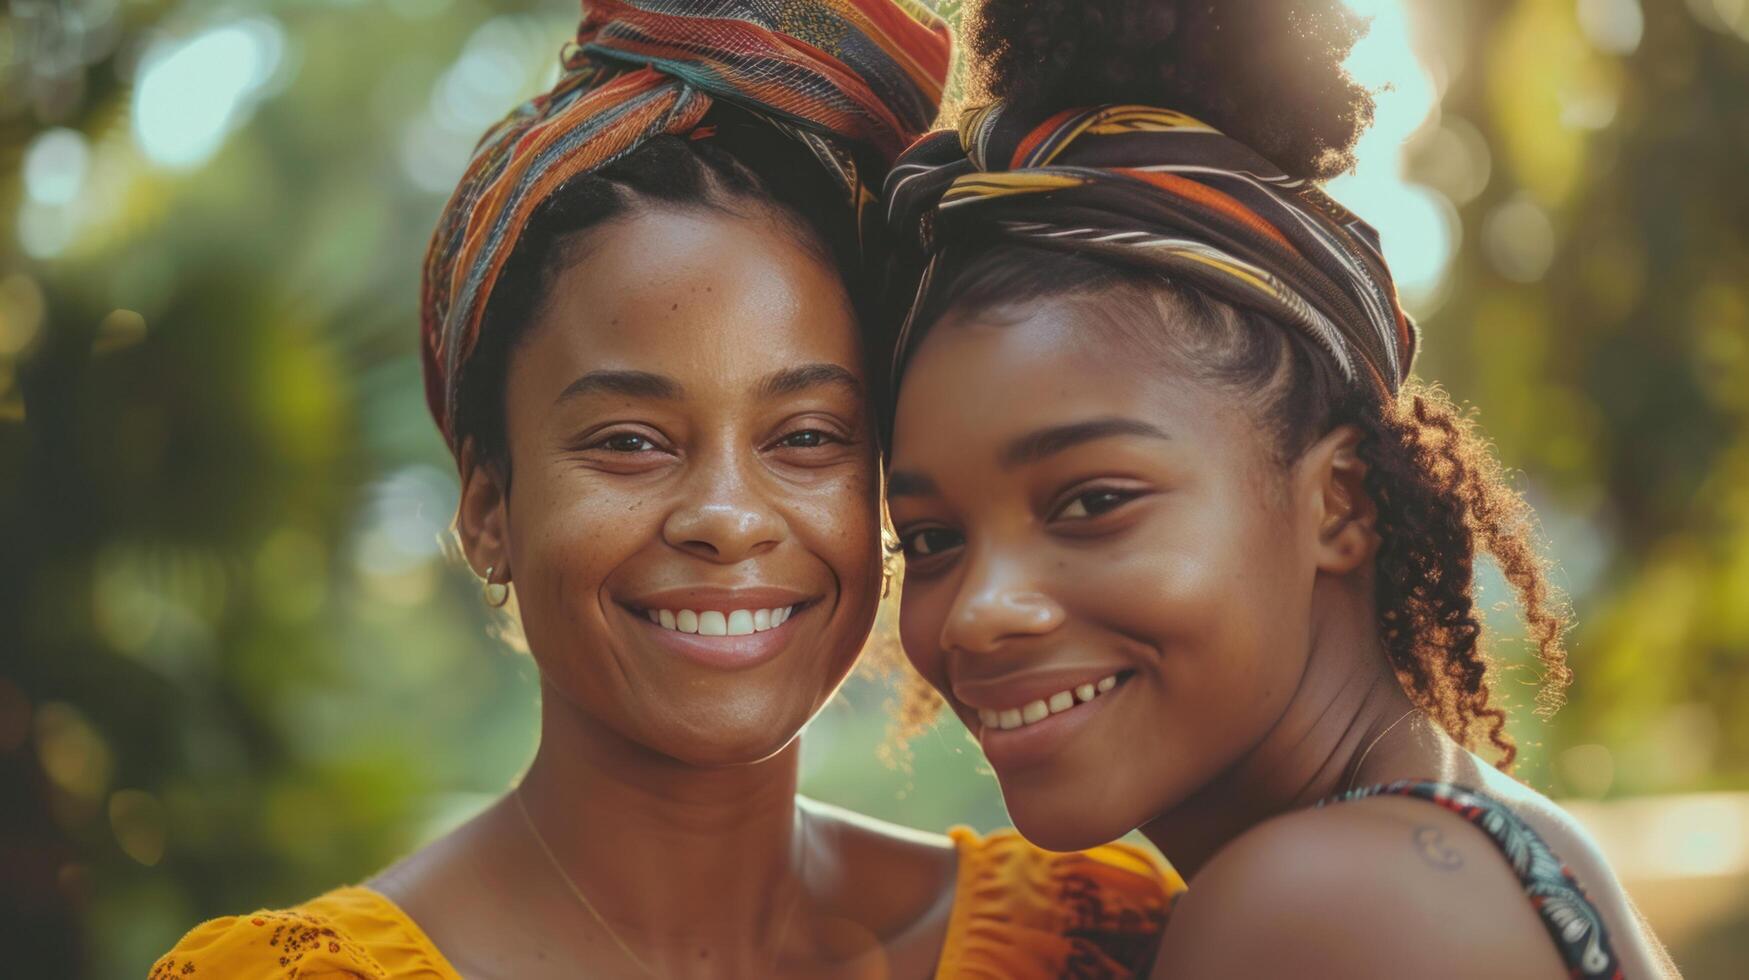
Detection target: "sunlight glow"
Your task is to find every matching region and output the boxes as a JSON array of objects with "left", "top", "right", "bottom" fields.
[{"left": 1328, "top": 0, "right": 1457, "bottom": 313}]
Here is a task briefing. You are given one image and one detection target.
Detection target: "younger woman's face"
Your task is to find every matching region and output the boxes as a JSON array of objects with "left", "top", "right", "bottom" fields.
[
  {"left": 471, "top": 207, "right": 882, "bottom": 767},
  {"left": 887, "top": 296, "right": 1328, "bottom": 849}
]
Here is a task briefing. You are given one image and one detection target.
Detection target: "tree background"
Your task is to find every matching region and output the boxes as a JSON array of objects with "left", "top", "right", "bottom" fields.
[{"left": 3, "top": 0, "right": 1746, "bottom": 976}]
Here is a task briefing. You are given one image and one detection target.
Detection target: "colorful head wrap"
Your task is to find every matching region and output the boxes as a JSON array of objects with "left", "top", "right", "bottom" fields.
[
  {"left": 420, "top": 0, "right": 951, "bottom": 447},
  {"left": 883, "top": 102, "right": 1418, "bottom": 395}
]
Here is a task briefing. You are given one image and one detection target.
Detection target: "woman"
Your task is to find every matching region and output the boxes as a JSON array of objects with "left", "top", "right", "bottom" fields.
[
  {"left": 152, "top": 2, "right": 1176, "bottom": 978},
  {"left": 880, "top": 1, "right": 1676, "bottom": 977}
]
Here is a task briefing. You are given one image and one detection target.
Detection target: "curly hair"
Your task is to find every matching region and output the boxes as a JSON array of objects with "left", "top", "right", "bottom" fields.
[
  {"left": 882, "top": 0, "right": 1570, "bottom": 768},
  {"left": 1355, "top": 384, "right": 1570, "bottom": 769},
  {"left": 963, "top": 0, "right": 1375, "bottom": 180}
]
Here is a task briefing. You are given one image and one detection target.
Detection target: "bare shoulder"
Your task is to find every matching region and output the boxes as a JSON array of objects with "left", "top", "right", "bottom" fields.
[
  {"left": 367, "top": 797, "right": 511, "bottom": 907},
  {"left": 1155, "top": 800, "right": 1567, "bottom": 980},
  {"left": 798, "top": 796, "right": 958, "bottom": 922},
  {"left": 365, "top": 797, "right": 544, "bottom": 977},
  {"left": 1470, "top": 768, "right": 1680, "bottom": 978},
  {"left": 801, "top": 796, "right": 956, "bottom": 854}
]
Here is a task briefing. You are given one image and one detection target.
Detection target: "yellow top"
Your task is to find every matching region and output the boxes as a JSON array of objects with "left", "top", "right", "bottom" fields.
[{"left": 151, "top": 828, "right": 1185, "bottom": 979}]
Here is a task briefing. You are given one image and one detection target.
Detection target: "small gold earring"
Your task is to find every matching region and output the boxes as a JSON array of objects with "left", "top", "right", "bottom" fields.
[{"left": 482, "top": 564, "right": 511, "bottom": 608}]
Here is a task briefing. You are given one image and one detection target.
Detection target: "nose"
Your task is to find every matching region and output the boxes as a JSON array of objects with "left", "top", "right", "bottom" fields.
[
  {"left": 939, "top": 547, "right": 1065, "bottom": 654},
  {"left": 661, "top": 445, "right": 785, "bottom": 564}
]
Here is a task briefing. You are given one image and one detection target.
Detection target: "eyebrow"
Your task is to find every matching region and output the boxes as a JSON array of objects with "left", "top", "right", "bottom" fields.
[
  {"left": 759, "top": 362, "right": 862, "bottom": 399},
  {"left": 556, "top": 369, "right": 683, "bottom": 404},
  {"left": 999, "top": 417, "right": 1170, "bottom": 468},
  {"left": 555, "top": 363, "right": 861, "bottom": 407},
  {"left": 886, "top": 470, "right": 939, "bottom": 499}
]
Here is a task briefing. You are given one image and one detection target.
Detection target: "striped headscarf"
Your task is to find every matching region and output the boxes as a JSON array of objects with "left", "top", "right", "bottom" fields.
[
  {"left": 421, "top": 0, "right": 951, "bottom": 448},
  {"left": 883, "top": 102, "right": 1417, "bottom": 395}
]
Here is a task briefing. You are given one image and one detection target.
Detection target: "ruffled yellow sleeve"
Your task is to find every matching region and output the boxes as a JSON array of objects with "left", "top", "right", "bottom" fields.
[
  {"left": 936, "top": 828, "right": 1187, "bottom": 980},
  {"left": 148, "top": 887, "right": 461, "bottom": 980}
]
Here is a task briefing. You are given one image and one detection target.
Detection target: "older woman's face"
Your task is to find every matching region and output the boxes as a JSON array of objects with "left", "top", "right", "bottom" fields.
[{"left": 486, "top": 207, "right": 881, "bottom": 766}]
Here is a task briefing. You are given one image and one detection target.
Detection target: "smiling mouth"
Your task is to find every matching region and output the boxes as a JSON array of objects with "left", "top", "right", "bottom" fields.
[
  {"left": 974, "top": 671, "right": 1133, "bottom": 732},
  {"left": 633, "top": 603, "right": 803, "bottom": 637}
]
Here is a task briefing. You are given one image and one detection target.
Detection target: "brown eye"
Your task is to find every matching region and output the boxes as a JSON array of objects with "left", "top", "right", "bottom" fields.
[
  {"left": 900, "top": 527, "right": 962, "bottom": 559},
  {"left": 777, "top": 429, "right": 834, "bottom": 449},
  {"left": 1055, "top": 488, "right": 1137, "bottom": 521},
  {"left": 599, "top": 433, "right": 657, "bottom": 453}
]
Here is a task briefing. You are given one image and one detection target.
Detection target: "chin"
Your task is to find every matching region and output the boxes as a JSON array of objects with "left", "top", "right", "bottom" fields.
[
  {"left": 998, "top": 770, "right": 1149, "bottom": 852},
  {"left": 646, "top": 698, "right": 816, "bottom": 769}
]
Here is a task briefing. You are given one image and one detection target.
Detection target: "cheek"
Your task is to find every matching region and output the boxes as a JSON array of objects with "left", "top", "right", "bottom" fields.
[
  {"left": 509, "top": 469, "right": 654, "bottom": 636},
  {"left": 787, "top": 462, "right": 883, "bottom": 595},
  {"left": 896, "top": 572, "right": 953, "bottom": 686},
  {"left": 1070, "top": 493, "right": 1312, "bottom": 677}
]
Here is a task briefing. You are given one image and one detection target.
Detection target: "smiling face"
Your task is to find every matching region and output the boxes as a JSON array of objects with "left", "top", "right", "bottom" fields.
[
  {"left": 887, "top": 293, "right": 1334, "bottom": 849},
  {"left": 465, "top": 206, "right": 882, "bottom": 768}
]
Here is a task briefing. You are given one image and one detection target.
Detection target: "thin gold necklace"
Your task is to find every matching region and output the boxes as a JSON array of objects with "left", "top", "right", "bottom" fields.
[
  {"left": 1345, "top": 708, "right": 1421, "bottom": 793},
  {"left": 512, "top": 785, "right": 807, "bottom": 977}
]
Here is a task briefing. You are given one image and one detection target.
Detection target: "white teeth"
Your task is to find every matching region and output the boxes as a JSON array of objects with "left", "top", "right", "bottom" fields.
[
  {"left": 645, "top": 605, "right": 796, "bottom": 636},
  {"left": 977, "top": 674, "right": 1126, "bottom": 733}
]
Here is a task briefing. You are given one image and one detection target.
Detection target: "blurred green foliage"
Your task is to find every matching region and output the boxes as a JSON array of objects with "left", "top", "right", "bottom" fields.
[{"left": 2, "top": 0, "right": 1746, "bottom": 976}]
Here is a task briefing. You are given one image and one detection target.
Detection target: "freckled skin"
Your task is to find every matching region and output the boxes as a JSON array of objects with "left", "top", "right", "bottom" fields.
[{"left": 498, "top": 209, "right": 882, "bottom": 766}]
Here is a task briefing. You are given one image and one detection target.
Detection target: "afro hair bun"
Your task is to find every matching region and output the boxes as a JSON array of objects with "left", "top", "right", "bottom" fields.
[{"left": 964, "top": 0, "right": 1377, "bottom": 181}]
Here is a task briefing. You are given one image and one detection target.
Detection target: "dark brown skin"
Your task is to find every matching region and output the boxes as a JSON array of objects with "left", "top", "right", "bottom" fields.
[
  {"left": 371, "top": 208, "right": 957, "bottom": 979},
  {"left": 887, "top": 295, "right": 1676, "bottom": 978}
]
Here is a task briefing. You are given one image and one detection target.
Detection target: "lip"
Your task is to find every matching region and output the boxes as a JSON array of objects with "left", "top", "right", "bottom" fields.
[
  {"left": 955, "top": 671, "right": 1132, "bottom": 771},
  {"left": 951, "top": 666, "right": 1132, "bottom": 711},
  {"left": 622, "top": 586, "right": 814, "bottom": 614},
  {"left": 620, "top": 589, "right": 819, "bottom": 671}
]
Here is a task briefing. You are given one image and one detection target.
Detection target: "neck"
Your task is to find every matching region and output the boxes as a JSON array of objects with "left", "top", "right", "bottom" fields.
[
  {"left": 514, "top": 678, "right": 810, "bottom": 969},
  {"left": 1140, "top": 578, "right": 1422, "bottom": 878}
]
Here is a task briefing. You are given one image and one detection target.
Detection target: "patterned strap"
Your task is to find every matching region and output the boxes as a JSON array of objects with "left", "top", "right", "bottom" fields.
[{"left": 1325, "top": 780, "right": 1622, "bottom": 979}]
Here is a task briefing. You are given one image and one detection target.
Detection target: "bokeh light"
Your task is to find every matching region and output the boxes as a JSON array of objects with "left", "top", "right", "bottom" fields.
[
  {"left": 131, "top": 18, "right": 286, "bottom": 170},
  {"left": 23, "top": 128, "right": 89, "bottom": 206}
]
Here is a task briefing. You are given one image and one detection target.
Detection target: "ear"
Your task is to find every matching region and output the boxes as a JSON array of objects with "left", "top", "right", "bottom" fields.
[
  {"left": 455, "top": 438, "right": 512, "bottom": 584},
  {"left": 1299, "top": 424, "right": 1378, "bottom": 575}
]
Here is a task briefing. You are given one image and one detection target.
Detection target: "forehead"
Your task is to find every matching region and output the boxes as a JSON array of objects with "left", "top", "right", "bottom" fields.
[
  {"left": 516, "top": 207, "right": 861, "bottom": 394},
  {"left": 890, "top": 296, "right": 1242, "bottom": 469}
]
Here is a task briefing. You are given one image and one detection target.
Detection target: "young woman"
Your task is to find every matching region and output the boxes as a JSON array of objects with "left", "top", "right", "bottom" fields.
[
  {"left": 152, "top": 2, "right": 1177, "bottom": 978},
  {"left": 881, "top": 1, "right": 1676, "bottom": 977}
]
